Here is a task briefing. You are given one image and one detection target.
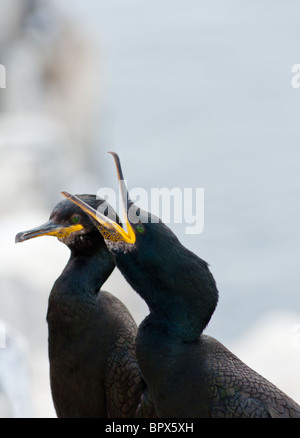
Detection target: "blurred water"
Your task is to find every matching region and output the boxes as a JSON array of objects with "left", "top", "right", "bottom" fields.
[{"left": 1, "top": 0, "right": 300, "bottom": 416}]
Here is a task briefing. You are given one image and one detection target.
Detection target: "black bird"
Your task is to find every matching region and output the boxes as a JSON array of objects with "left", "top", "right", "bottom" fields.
[
  {"left": 62, "top": 154, "right": 300, "bottom": 418},
  {"left": 15, "top": 195, "right": 155, "bottom": 418}
]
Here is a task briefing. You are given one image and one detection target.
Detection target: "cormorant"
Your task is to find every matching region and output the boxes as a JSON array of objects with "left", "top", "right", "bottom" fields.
[
  {"left": 62, "top": 154, "right": 300, "bottom": 418},
  {"left": 15, "top": 195, "right": 155, "bottom": 418}
]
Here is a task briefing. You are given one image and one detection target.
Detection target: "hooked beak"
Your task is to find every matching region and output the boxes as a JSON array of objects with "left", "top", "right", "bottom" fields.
[
  {"left": 15, "top": 220, "right": 83, "bottom": 243},
  {"left": 61, "top": 152, "right": 136, "bottom": 245}
]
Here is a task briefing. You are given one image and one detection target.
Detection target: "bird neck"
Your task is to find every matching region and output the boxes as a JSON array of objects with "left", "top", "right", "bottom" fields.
[
  {"left": 67, "top": 244, "right": 115, "bottom": 296},
  {"left": 114, "top": 245, "right": 218, "bottom": 342},
  {"left": 47, "top": 239, "right": 115, "bottom": 344},
  {"left": 51, "top": 236, "right": 115, "bottom": 305},
  {"left": 143, "top": 290, "right": 215, "bottom": 342}
]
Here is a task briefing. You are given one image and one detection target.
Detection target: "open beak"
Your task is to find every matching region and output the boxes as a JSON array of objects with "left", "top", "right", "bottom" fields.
[
  {"left": 61, "top": 152, "right": 136, "bottom": 245},
  {"left": 15, "top": 220, "right": 83, "bottom": 243}
]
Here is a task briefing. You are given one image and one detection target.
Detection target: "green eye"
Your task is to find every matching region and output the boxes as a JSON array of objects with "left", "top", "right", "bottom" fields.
[
  {"left": 136, "top": 224, "right": 145, "bottom": 234},
  {"left": 71, "top": 216, "right": 80, "bottom": 224}
]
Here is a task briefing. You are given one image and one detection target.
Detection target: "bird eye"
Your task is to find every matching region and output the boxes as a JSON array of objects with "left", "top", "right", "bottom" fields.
[
  {"left": 71, "top": 216, "right": 80, "bottom": 224},
  {"left": 136, "top": 224, "right": 145, "bottom": 234}
]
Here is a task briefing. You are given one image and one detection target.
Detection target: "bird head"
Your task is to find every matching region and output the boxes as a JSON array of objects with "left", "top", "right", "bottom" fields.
[
  {"left": 15, "top": 195, "right": 119, "bottom": 251},
  {"left": 61, "top": 153, "right": 162, "bottom": 244}
]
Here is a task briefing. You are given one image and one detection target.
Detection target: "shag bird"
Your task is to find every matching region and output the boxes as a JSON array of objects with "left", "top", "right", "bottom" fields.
[
  {"left": 62, "top": 154, "right": 300, "bottom": 418},
  {"left": 15, "top": 195, "right": 155, "bottom": 418}
]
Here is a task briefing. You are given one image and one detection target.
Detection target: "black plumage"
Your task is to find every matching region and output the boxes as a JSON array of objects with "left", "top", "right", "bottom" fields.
[
  {"left": 15, "top": 195, "right": 155, "bottom": 418},
  {"left": 62, "top": 154, "right": 300, "bottom": 418}
]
